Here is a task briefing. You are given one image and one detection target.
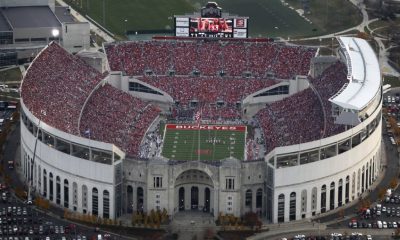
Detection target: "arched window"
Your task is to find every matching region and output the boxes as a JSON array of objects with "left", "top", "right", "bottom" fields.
[
  {"left": 321, "top": 185, "right": 326, "bottom": 213},
  {"left": 103, "top": 190, "right": 110, "bottom": 219},
  {"left": 357, "top": 169, "right": 361, "bottom": 194},
  {"left": 64, "top": 179, "right": 69, "bottom": 208},
  {"left": 72, "top": 182, "right": 78, "bottom": 210},
  {"left": 369, "top": 159, "right": 372, "bottom": 185},
  {"left": 330, "top": 181, "right": 335, "bottom": 210},
  {"left": 127, "top": 186, "right": 133, "bottom": 213},
  {"left": 338, "top": 179, "right": 343, "bottom": 206},
  {"left": 245, "top": 189, "right": 252, "bottom": 208},
  {"left": 56, "top": 176, "right": 61, "bottom": 205},
  {"left": 49, "top": 173, "right": 54, "bottom": 201},
  {"left": 38, "top": 166, "right": 41, "bottom": 191},
  {"left": 361, "top": 167, "right": 365, "bottom": 193},
  {"left": 278, "top": 194, "right": 285, "bottom": 223},
  {"left": 345, "top": 176, "right": 350, "bottom": 203},
  {"left": 289, "top": 192, "right": 296, "bottom": 221},
  {"left": 82, "top": 185, "right": 88, "bottom": 213},
  {"left": 365, "top": 163, "right": 369, "bottom": 190},
  {"left": 352, "top": 171, "right": 356, "bottom": 196},
  {"left": 92, "top": 188, "right": 98, "bottom": 216},
  {"left": 311, "top": 187, "right": 317, "bottom": 214},
  {"left": 256, "top": 188, "right": 262, "bottom": 209},
  {"left": 137, "top": 187, "right": 144, "bottom": 212},
  {"left": 301, "top": 190, "right": 307, "bottom": 215},
  {"left": 43, "top": 169, "right": 47, "bottom": 197}
]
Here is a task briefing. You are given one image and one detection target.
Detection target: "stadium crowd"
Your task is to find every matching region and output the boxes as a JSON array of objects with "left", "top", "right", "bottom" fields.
[
  {"left": 21, "top": 42, "right": 105, "bottom": 135},
  {"left": 138, "top": 76, "right": 277, "bottom": 105},
  {"left": 105, "top": 40, "right": 316, "bottom": 78},
  {"left": 255, "top": 62, "right": 348, "bottom": 151},
  {"left": 79, "top": 84, "right": 160, "bottom": 157},
  {"left": 308, "top": 62, "right": 348, "bottom": 137},
  {"left": 256, "top": 89, "right": 324, "bottom": 151}
]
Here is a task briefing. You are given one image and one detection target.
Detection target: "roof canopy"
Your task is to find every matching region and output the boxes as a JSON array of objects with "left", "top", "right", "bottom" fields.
[{"left": 329, "top": 37, "right": 381, "bottom": 111}]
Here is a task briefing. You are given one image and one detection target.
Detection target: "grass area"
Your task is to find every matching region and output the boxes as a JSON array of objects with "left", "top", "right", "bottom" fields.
[
  {"left": 369, "top": 18, "right": 400, "bottom": 31},
  {"left": 289, "top": 37, "right": 338, "bottom": 46},
  {"left": 64, "top": 0, "right": 194, "bottom": 36},
  {"left": 0, "top": 67, "right": 21, "bottom": 83},
  {"left": 64, "top": 0, "right": 361, "bottom": 38},
  {"left": 285, "top": 0, "right": 362, "bottom": 36},
  {"left": 383, "top": 75, "right": 400, "bottom": 87},
  {"left": 186, "top": 0, "right": 318, "bottom": 38},
  {"left": 161, "top": 124, "right": 246, "bottom": 161}
]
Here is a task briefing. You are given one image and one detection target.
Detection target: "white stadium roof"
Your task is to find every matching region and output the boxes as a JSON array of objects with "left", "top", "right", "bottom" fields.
[{"left": 329, "top": 37, "right": 381, "bottom": 111}]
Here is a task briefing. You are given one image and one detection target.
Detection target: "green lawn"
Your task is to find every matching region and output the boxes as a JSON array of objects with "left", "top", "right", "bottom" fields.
[
  {"left": 162, "top": 124, "right": 246, "bottom": 161},
  {"left": 65, "top": 0, "right": 361, "bottom": 38},
  {"left": 187, "top": 0, "right": 318, "bottom": 38},
  {"left": 285, "top": 0, "right": 362, "bottom": 36},
  {"left": 64, "top": 0, "right": 194, "bottom": 36}
]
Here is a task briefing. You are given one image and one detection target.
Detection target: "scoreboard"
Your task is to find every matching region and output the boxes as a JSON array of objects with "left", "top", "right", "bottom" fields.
[
  {"left": 174, "top": 2, "right": 248, "bottom": 38},
  {"left": 175, "top": 17, "right": 248, "bottom": 38}
]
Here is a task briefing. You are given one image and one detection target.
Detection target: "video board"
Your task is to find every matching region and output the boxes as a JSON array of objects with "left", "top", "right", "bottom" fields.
[
  {"left": 175, "top": 17, "right": 248, "bottom": 38},
  {"left": 189, "top": 18, "right": 233, "bottom": 37}
]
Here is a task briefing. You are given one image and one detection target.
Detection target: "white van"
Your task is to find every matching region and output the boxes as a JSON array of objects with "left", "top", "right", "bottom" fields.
[{"left": 377, "top": 220, "right": 382, "bottom": 229}]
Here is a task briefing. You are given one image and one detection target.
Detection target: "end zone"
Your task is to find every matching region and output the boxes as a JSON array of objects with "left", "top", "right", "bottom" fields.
[{"left": 166, "top": 124, "right": 246, "bottom": 132}]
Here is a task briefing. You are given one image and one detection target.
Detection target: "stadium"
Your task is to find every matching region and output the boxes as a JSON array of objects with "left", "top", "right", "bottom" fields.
[{"left": 19, "top": 4, "right": 382, "bottom": 224}]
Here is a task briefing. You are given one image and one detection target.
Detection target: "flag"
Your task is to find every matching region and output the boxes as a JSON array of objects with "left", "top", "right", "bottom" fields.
[{"left": 84, "top": 129, "right": 91, "bottom": 138}]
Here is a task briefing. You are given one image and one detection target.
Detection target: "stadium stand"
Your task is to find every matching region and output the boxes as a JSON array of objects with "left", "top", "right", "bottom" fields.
[
  {"left": 21, "top": 39, "right": 335, "bottom": 159},
  {"left": 308, "top": 62, "right": 348, "bottom": 137},
  {"left": 256, "top": 88, "right": 324, "bottom": 151},
  {"left": 21, "top": 42, "right": 105, "bottom": 135},
  {"left": 138, "top": 76, "right": 277, "bottom": 105},
  {"left": 255, "top": 62, "right": 348, "bottom": 152},
  {"left": 105, "top": 40, "right": 316, "bottom": 78},
  {"left": 79, "top": 84, "right": 160, "bottom": 157}
]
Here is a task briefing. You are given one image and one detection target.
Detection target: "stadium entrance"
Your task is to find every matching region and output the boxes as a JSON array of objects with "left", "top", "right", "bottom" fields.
[{"left": 175, "top": 169, "right": 214, "bottom": 214}]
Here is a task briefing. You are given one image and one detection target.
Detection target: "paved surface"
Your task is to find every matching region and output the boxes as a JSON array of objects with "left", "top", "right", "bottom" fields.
[{"left": 170, "top": 211, "right": 216, "bottom": 240}]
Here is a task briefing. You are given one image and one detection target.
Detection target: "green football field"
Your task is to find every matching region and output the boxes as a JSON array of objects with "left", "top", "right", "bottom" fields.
[
  {"left": 64, "top": 0, "right": 360, "bottom": 38},
  {"left": 161, "top": 124, "right": 246, "bottom": 161}
]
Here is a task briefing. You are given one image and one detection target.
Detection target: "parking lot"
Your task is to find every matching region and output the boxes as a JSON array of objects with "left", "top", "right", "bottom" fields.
[{"left": 0, "top": 187, "right": 113, "bottom": 240}]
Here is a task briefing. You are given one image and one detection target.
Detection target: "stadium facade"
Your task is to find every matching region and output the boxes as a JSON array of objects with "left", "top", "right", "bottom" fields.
[{"left": 19, "top": 36, "right": 382, "bottom": 222}]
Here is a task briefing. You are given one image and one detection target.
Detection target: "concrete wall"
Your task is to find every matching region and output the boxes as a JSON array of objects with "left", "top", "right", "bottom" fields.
[
  {"left": 0, "top": 0, "right": 54, "bottom": 9},
  {"left": 13, "top": 27, "right": 61, "bottom": 43},
  {"left": 61, "top": 22, "right": 90, "bottom": 53}
]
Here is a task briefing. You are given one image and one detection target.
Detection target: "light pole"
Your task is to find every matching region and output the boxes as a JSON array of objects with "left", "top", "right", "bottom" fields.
[
  {"left": 51, "top": 29, "right": 60, "bottom": 45},
  {"left": 124, "top": 19, "right": 128, "bottom": 36}
]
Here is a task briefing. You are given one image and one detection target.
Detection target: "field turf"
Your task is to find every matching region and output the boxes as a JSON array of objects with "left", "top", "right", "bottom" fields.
[
  {"left": 64, "top": 0, "right": 360, "bottom": 38},
  {"left": 161, "top": 124, "right": 246, "bottom": 161}
]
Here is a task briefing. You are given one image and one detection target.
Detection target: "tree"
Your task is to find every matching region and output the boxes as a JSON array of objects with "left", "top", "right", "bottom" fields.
[
  {"left": 338, "top": 209, "right": 345, "bottom": 219},
  {"left": 243, "top": 212, "right": 260, "bottom": 230},
  {"left": 378, "top": 187, "right": 387, "bottom": 201},
  {"left": 390, "top": 177, "right": 398, "bottom": 189}
]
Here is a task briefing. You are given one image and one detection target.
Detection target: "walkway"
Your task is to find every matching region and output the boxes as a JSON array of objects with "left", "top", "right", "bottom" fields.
[{"left": 170, "top": 211, "right": 216, "bottom": 240}]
